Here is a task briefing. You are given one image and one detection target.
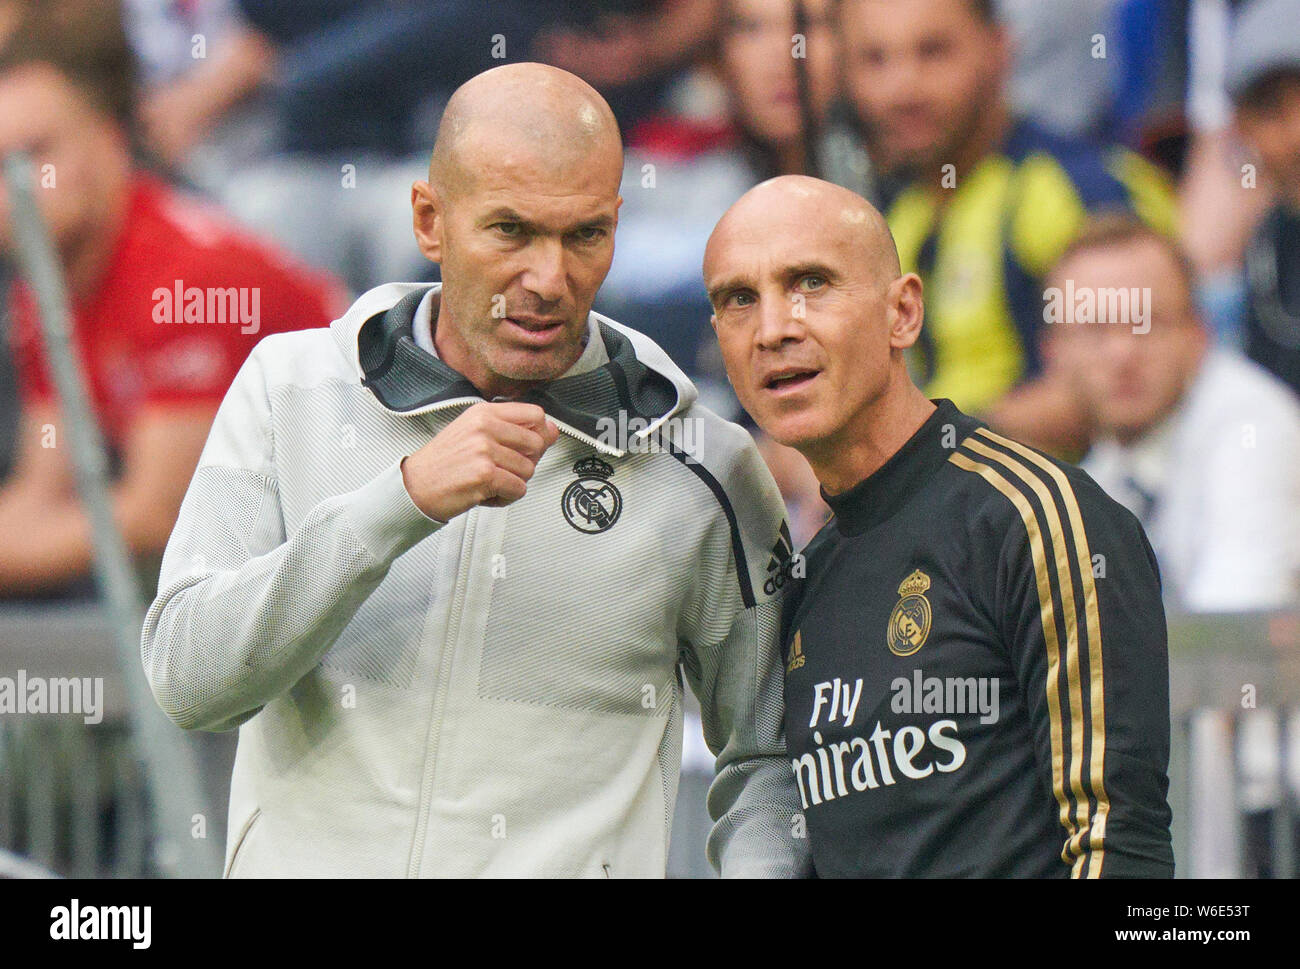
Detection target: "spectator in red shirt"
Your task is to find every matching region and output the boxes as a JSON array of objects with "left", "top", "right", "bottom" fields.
[{"left": 0, "top": 4, "right": 344, "bottom": 597}]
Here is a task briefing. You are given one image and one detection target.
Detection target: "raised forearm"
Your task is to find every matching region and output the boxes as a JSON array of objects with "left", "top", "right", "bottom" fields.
[{"left": 0, "top": 486, "right": 177, "bottom": 595}]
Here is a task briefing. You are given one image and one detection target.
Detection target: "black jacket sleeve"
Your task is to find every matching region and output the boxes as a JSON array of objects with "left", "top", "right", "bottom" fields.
[{"left": 995, "top": 462, "right": 1175, "bottom": 878}]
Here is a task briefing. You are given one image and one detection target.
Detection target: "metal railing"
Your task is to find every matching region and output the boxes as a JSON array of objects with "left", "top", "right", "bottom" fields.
[
  {"left": 1, "top": 604, "right": 1296, "bottom": 877},
  {"left": 1166, "top": 611, "right": 1300, "bottom": 877},
  {"left": 0, "top": 605, "right": 235, "bottom": 877}
]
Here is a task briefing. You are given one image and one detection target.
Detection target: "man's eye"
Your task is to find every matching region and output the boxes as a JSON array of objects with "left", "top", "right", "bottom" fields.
[
  {"left": 492, "top": 222, "right": 522, "bottom": 237},
  {"left": 574, "top": 226, "right": 607, "bottom": 242},
  {"left": 799, "top": 275, "right": 826, "bottom": 291},
  {"left": 727, "top": 292, "right": 755, "bottom": 308}
]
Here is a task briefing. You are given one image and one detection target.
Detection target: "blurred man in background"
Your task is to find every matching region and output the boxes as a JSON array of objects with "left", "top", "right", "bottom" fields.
[
  {"left": 1049, "top": 216, "right": 1300, "bottom": 612},
  {"left": 838, "top": 0, "right": 1176, "bottom": 456},
  {"left": 1231, "top": 0, "right": 1300, "bottom": 398},
  {"left": 0, "top": 2, "right": 343, "bottom": 597}
]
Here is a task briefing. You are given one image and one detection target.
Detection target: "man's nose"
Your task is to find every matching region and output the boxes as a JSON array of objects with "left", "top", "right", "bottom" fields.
[
  {"left": 1098, "top": 327, "right": 1144, "bottom": 366},
  {"left": 521, "top": 238, "right": 567, "bottom": 305},
  {"left": 754, "top": 295, "right": 806, "bottom": 349},
  {"left": 879, "top": 54, "right": 925, "bottom": 107}
]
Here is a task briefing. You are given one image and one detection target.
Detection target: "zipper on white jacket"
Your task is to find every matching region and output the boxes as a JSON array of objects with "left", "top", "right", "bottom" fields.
[
  {"left": 407, "top": 508, "right": 478, "bottom": 877},
  {"left": 398, "top": 406, "right": 641, "bottom": 874}
]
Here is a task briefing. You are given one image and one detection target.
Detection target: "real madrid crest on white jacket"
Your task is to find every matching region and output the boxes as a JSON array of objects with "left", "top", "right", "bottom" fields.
[{"left": 141, "top": 282, "right": 808, "bottom": 878}]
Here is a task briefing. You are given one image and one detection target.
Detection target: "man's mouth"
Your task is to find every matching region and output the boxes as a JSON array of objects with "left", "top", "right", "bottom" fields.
[
  {"left": 762, "top": 369, "right": 821, "bottom": 395},
  {"left": 505, "top": 316, "right": 566, "bottom": 344},
  {"left": 881, "top": 110, "right": 940, "bottom": 151}
]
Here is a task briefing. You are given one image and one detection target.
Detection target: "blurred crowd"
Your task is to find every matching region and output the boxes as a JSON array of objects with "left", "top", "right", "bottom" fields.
[{"left": 0, "top": 0, "right": 1298, "bottom": 618}]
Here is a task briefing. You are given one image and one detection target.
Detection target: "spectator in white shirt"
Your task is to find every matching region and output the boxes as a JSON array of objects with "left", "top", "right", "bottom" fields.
[{"left": 1046, "top": 213, "right": 1300, "bottom": 614}]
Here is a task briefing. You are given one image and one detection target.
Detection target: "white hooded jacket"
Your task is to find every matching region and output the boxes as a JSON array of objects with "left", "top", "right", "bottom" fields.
[{"left": 141, "top": 283, "right": 808, "bottom": 877}]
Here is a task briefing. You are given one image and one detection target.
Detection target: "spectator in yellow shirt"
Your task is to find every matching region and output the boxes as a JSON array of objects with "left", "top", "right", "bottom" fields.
[{"left": 838, "top": 0, "right": 1176, "bottom": 455}]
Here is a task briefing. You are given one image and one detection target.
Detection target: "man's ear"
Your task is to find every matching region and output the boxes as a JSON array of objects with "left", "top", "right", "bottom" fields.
[
  {"left": 709, "top": 313, "right": 718, "bottom": 332},
  {"left": 887, "top": 272, "right": 925, "bottom": 350},
  {"left": 412, "top": 180, "right": 444, "bottom": 263}
]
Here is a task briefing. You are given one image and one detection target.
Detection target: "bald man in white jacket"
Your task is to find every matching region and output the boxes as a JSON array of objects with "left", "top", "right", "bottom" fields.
[{"left": 141, "top": 63, "right": 808, "bottom": 878}]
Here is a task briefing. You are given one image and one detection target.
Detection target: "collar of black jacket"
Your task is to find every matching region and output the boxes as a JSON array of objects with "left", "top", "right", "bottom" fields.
[
  {"left": 356, "top": 287, "right": 681, "bottom": 444},
  {"left": 822, "top": 399, "right": 980, "bottom": 536}
]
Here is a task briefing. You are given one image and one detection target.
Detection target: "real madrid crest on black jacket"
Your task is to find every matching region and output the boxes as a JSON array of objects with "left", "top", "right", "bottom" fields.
[{"left": 781, "top": 399, "right": 1175, "bottom": 878}]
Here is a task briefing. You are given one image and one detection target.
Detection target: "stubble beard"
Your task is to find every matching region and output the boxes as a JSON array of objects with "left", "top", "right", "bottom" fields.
[{"left": 869, "top": 84, "right": 994, "bottom": 185}]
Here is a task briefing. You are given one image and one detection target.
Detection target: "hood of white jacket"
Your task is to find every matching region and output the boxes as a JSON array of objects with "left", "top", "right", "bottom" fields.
[{"left": 330, "top": 283, "right": 700, "bottom": 456}]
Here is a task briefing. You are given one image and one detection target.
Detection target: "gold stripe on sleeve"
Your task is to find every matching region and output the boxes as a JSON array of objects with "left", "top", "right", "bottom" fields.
[
  {"left": 977, "top": 428, "right": 1109, "bottom": 878},
  {"left": 948, "top": 449, "right": 1076, "bottom": 854},
  {"left": 962, "top": 438, "right": 1091, "bottom": 869}
]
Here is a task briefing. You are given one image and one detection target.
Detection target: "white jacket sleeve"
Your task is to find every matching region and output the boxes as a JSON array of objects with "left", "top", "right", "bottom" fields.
[
  {"left": 689, "top": 593, "right": 813, "bottom": 878},
  {"left": 678, "top": 421, "right": 813, "bottom": 878},
  {"left": 140, "top": 346, "right": 443, "bottom": 732}
]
